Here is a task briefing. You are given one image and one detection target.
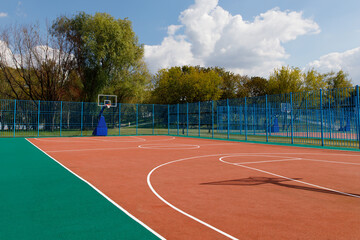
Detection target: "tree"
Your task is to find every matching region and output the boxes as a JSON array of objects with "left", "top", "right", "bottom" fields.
[
  {"left": 268, "top": 66, "right": 304, "bottom": 94},
  {"left": 151, "top": 66, "right": 222, "bottom": 104},
  {"left": 244, "top": 76, "right": 269, "bottom": 97},
  {"left": 0, "top": 23, "right": 77, "bottom": 101},
  {"left": 325, "top": 70, "right": 352, "bottom": 89},
  {"left": 304, "top": 68, "right": 327, "bottom": 91},
  {"left": 51, "top": 12, "right": 147, "bottom": 102},
  {"left": 211, "top": 67, "right": 248, "bottom": 99}
]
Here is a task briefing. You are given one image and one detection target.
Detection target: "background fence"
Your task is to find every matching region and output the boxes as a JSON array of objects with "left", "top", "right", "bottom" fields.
[{"left": 1, "top": 86, "right": 360, "bottom": 149}]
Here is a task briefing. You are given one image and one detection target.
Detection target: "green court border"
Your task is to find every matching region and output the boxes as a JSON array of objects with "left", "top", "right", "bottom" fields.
[{"left": 0, "top": 138, "right": 163, "bottom": 240}]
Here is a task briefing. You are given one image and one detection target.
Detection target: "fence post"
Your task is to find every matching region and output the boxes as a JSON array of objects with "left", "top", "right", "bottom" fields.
[
  {"left": 168, "top": 104, "right": 170, "bottom": 135},
  {"left": 13, "top": 99, "right": 16, "bottom": 138},
  {"left": 328, "top": 95, "right": 331, "bottom": 141},
  {"left": 265, "top": 95, "right": 268, "bottom": 142},
  {"left": 305, "top": 98, "right": 308, "bottom": 139},
  {"left": 152, "top": 104, "right": 155, "bottom": 135},
  {"left": 60, "top": 101, "right": 63, "bottom": 137},
  {"left": 356, "top": 86, "right": 360, "bottom": 149},
  {"left": 119, "top": 103, "right": 121, "bottom": 136},
  {"left": 212, "top": 100, "right": 214, "bottom": 138},
  {"left": 320, "top": 89, "right": 324, "bottom": 146},
  {"left": 198, "top": 101, "right": 201, "bottom": 137},
  {"left": 245, "top": 97, "right": 247, "bottom": 141},
  {"left": 38, "top": 100, "right": 40, "bottom": 137},
  {"left": 227, "top": 99, "right": 230, "bottom": 139},
  {"left": 136, "top": 104, "right": 138, "bottom": 135},
  {"left": 176, "top": 103, "right": 179, "bottom": 135},
  {"left": 290, "top": 93, "right": 294, "bottom": 144},
  {"left": 81, "top": 102, "right": 83, "bottom": 136},
  {"left": 186, "top": 102, "right": 189, "bottom": 136},
  {"left": 253, "top": 104, "right": 256, "bottom": 135}
]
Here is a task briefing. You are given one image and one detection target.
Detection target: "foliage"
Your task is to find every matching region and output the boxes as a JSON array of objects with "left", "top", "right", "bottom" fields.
[
  {"left": 244, "top": 76, "right": 269, "bottom": 97},
  {"left": 51, "top": 12, "right": 148, "bottom": 102},
  {"left": 151, "top": 66, "right": 222, "bottom": 104},
  {"left": 304, "top": 68, "right": 327, "bottom": 91},
  {"left": 267, "top": 66, "right": 304, "bottom": 95},
  {"left": 325, "top": 70, "right": 352, "bottom": 89}
]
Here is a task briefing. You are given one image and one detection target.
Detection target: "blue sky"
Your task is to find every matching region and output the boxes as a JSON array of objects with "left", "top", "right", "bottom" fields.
[{"left": 1, "top": 0, "right": 360, "bottom": 82}]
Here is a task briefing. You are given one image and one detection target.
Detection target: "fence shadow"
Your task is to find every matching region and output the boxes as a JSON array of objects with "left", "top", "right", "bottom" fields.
[{"left": 201, "top": 176, "right": 360, "bottom": 198}]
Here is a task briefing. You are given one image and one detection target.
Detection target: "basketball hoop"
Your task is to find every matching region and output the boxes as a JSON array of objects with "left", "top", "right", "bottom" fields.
[{"left": 106, "top": 104, "right": 111, "bottom": 109}]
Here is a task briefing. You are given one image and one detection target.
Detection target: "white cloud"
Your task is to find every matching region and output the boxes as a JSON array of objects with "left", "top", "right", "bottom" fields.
[
  {"left": 0, "top": 12, "right": 8, "bottom": 18},
  {"left": 308, "top": 47, "right": 360, "bottom": 85},
  {"left": 144, "top": 0, "right": 320, "bottom": 76}
]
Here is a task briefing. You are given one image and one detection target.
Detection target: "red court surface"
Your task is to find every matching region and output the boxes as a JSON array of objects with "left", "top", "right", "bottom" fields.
[{"left": 28, "top": 136, "right": 360, "bottom": 240}]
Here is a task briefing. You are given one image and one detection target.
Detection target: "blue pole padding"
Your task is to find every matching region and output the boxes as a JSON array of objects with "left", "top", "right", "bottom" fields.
[
  {"left": 168, "top": 105, "right": 170, "bottom": 135},
  {"left": 38, "top": 100, "right": 40, "bottom": 137},
  {"left": 13, "top": 99, "right": 16, "bottom": 138},
  {"left": 60, "top": 101, "right": 63, "bottom": 137},
  {"left": 320, "top": 89, "right": 324, "bottom": 146}
]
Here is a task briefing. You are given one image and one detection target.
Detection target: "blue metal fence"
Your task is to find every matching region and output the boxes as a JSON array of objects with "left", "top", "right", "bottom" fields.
[{"left": 1, "top": 86, "right": 359, "bottom": 149}]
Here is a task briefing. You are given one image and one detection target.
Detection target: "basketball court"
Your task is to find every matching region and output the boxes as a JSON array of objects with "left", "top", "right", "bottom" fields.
[{"left": 6, "top": 135, "right": 356, "bottom": 239}]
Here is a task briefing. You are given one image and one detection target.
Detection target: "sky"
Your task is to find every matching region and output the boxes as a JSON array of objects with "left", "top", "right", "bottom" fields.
[{"left": 1, "top": 0, "right": 360, "bottom": 83}]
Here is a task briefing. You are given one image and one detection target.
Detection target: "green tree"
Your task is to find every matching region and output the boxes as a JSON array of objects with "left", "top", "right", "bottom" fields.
[
  {"left": 304, "top": 68, "right": 327, "bottom": 91},
  {"left": 268, "top": 66, "right": 304, "bottom": 94},
  {"left": 151, "top": 66, "right": 222, "bottom": 104},
  {"left": 325, "top": 70, "right": 352, "bottom": 89},
  {"left": 211, "top": 67, "right": 248, "bottom": 99},
  {"left": 52, "top": 12, "right": 147, "bottom": 102},
  {"left": 244, "top": 76, "right": 269, "bottom": 97}
]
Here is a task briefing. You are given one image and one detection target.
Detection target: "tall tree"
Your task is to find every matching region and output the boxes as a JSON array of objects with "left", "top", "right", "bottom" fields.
[
  {"left": 52, "top": 12, "right": 147, "bottom": 102},
  {"left": 304, "top": 68, "right": 327, "bottom": 91},
  {"left": 244, "top": 76, "right": 269, "bottom": 97},
  {"left": 268, "top": 66, "right": 304, "bottom": 94},
  {"left": 325, "top": 70, "right": 352, "bottom": 89},
  {"left": 151, "top": 66, "right": 222, "bottom": 104},
  {"left": 0, "top": 23, "right": 77, "bottom": 101}
]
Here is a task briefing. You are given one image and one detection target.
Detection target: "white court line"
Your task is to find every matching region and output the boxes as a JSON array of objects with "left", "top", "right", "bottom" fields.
[
  {"left": 139, "top": 144, "right": 200, "bottom": 150},
  {"left": 147, "top": 153, "right": 240, "bottom": 240},
  {"left": 301, "top": 158, "right": 360, "bottom": 166},
  {"left": 26, "top": 138, "right": 165, "bottom": 240},
  {"left": 46, "top": 146, "right": 139, "bottom": 153},
  {"left": 234, "top": 157, "right": 302, "bottom": 165},
  {"left": 219, "top": 155, "right": 360, "bottom": 199}
]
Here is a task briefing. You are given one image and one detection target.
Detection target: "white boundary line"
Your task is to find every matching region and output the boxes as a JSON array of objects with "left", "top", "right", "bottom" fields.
[
  {"left": 147, "top": 154, "right": 239, "bottom": 240},
  {"left": 220, "top": 155, "right": 360, "bottom": 199},
  {"left": 139, "top": 144, "right": 200, "bottom": 150},
  {"left": 47, "top": 146, "right": 139, "bottom": 153},
  {"left": 25, "top": 138, "right": 165, "bottom": 240}
]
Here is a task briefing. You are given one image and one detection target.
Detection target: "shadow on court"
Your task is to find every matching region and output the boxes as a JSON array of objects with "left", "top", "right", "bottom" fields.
[{"left": 201, "top": 176, "right": 360, "bottom": 198}]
